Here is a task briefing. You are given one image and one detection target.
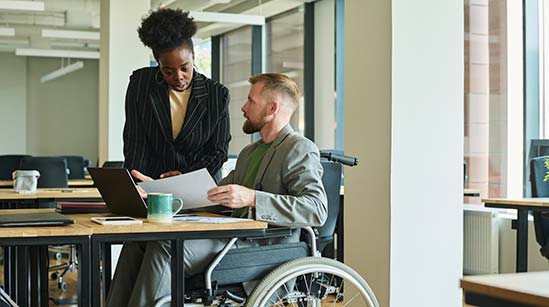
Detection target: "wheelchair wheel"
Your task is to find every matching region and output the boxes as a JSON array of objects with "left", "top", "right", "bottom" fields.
[{"left": 245, "top": 257, "right": 379, "bottom": 307}]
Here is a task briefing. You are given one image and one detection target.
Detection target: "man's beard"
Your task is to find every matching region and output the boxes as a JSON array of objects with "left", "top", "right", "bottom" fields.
[{"left": 242, "top": 119, "right": 262, "bottom": 134}]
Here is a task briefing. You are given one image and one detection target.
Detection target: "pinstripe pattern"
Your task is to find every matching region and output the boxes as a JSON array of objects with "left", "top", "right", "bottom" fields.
[{"left": 123, "top": 67, "right": 231, "bottom": 179}]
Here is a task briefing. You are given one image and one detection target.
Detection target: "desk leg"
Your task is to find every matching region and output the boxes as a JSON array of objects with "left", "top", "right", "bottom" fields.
[
  {"left": 78, "top": 238, "right": 91, "bottom": 307},
  {"left": 16, "top": 247, "right": 29, "bottom": 306},
  {"left": 171, "top": 239, "right": 184, "bottom": 307},
  {"left": 3, "top": 247, "right": 13, "bottom": 296},
  {"left": 102, "top": 244, "right": 112, "bottom": 299},
  {"left": 37, "top": 246, "right": 49, "bottom": 307},
  {"left": 91, "top": 239, "right": 101, "bottom": 307},
  {"left": 513, "top": 209, "right": 529, "bottom": 272}
]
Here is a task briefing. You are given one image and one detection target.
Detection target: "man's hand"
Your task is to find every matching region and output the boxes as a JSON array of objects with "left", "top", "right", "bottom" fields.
[
  {"left": 160, "top": 170, "right": 182, "bottom": 178},
  {"left": 207, "top": 184, "right": 256, "bottom": 209}
]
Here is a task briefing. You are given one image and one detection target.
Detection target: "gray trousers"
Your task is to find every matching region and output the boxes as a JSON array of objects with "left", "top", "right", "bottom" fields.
[{"left": 105, "top": 239, "right": 255, "bottom": 307}]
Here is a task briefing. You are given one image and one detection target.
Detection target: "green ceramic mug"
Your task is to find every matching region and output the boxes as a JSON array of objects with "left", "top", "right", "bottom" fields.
[{"left": 147, "top": 193, "right": 183, "bottom": 223}]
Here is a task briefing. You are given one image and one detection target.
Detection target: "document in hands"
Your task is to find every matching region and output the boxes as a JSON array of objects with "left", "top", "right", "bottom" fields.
[{"left": 138, "top": 168, "right": 218, "bottom": 209}]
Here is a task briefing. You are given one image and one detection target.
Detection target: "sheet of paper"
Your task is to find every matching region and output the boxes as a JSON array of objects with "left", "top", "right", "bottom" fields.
[
  {"left": 173, "top": 214, "right": 250, "bottom": 224},
  {"left": 138, "top": 168, "right": 217, "bottom": 209}
]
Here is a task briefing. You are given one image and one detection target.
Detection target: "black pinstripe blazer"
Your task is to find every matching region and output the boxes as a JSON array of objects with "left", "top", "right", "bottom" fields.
[{"left": 123, "top": 67, "right": 231, "bottom": 180}]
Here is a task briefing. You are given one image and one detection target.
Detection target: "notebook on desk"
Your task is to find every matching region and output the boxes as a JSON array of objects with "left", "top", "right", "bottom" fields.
[{"left": 0, "top": 212, "right": 74, "bottom": 227}]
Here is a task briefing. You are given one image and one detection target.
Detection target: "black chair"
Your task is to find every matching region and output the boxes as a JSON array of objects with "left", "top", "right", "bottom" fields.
[
  {"left": 61, "top": 155, "right": 86, "bottom": 179},
  {"left": 529, "top": 156, "right": 549, "bottom": 259},
  {"left": 0, "top": 154, "right": 31, "bottom": 180},
  {"left": 317, "top": 160, "right": 342, "bottom": 257},
  {"left": 20, "top": 157, "right": 68, "bottom": 188},
  {"left": 102, "top": 161, "right": 124, "bottom": 168}
]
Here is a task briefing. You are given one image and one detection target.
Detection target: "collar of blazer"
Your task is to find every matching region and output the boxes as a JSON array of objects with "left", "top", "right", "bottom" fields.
[
  {"left": 150, "top": 69, "right": 209, "bottom": 144},
  {"left": 253, "top": 124, "right": 294, "bottom": 190}
]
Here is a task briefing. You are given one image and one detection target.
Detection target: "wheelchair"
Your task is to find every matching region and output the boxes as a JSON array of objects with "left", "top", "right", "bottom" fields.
[{"left": 153, "top": 152, "right": 379, "bottom": 307}]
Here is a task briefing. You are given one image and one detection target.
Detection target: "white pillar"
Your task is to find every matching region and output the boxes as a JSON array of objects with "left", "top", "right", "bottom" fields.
[
  {"left": 314, "top": 0, "right": 335, "bottom": 150},
  {"left": 99, "top": 0, "right": 150, "bottom": 164},
  {"left": 345, "top": 1, "right": 463, "bottom": 306}
]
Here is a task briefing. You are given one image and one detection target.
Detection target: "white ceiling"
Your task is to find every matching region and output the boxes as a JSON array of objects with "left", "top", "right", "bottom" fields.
[{"left": 0, "top": 0, "right": 309, "bottom": 57}]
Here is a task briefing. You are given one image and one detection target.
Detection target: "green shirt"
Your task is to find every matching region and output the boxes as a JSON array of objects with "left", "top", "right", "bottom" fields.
[{"left": 232, "top": 142, "right": 271, "bottom": 218}]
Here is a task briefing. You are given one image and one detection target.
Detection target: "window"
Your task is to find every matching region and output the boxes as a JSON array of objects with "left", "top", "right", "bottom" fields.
[
  {"left": 222, "top": 27, "right": 253, "bottom": 156},
  {"left": 463, "top": 0, "right": 523, "bottom": 202},
  {"left": 265, "top": 8, "right": 305, "bottom": 135}
]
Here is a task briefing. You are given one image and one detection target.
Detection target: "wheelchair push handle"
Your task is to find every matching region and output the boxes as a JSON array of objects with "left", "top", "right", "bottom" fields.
[{"left": 320, "top": 152, "right": 359, "bottom": 167}]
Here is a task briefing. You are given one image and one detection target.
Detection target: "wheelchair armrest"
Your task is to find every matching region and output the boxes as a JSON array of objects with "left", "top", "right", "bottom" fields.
[{"left": 243, "top": 226, "right": 296, "bottom": 240}]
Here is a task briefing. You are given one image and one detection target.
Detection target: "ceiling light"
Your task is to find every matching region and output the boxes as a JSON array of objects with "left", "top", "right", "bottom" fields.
[
  {"left": 0, "top": 27, "right": 15, "bottom": 36},
  {"left": 15, "top": 48, "right": 99, "bottom": 59},
  {"left": 158, "top": 0, "right": 175, "bottom": 8},
  {"left": 0, "top": 1, "right": 45, "bottom": 11},
  {"left": 189, "top": 11, "right": 265, "bottom": 26},
  {"left": 42, "top": 29, "right": 100, "bottom": 40},
  {"left": 40, "top": 61, "right": 84, "bottom": 83}
]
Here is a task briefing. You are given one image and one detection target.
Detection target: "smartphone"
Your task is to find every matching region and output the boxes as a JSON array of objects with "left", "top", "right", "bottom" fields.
[{"left": 90, "top": 216, "right": 143, "bottom": 225}]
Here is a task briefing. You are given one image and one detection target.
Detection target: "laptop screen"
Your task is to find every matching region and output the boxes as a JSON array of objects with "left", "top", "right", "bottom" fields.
[{"left": 87, "top": 167, "right": 148, "bottom": 218}]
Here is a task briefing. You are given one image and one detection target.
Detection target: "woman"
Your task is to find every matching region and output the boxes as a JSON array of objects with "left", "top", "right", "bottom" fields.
[
  {"left": 123, "top": 8, "right": 230, "bottom": 182},
  {"left": 107, "top": 9, "right": 230, "bottom": 307}
]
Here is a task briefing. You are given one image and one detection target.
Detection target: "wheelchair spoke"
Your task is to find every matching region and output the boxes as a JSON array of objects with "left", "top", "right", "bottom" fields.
[{"left": 341, "top": 291, "right": 360, "bottom": 307}]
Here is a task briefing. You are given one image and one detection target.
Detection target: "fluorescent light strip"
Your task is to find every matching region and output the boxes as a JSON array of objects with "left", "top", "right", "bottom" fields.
[
  {"left": 0, "top": 0, "right": 45, "bottom": 11},
  {"left": 40, "top": 61, "right": 84, "bottom": 83},
  {"left": 189, "top": 11, "right": 265, "bottom": 26},
  {"left": 15, "top": 48, "right": 99, "bottom": 59},
  {"left": 0, "top": 27, "right": 15, "bottom": 36},
  {"left": 42, "top": 29, "right": 100, "bottom": 40}
]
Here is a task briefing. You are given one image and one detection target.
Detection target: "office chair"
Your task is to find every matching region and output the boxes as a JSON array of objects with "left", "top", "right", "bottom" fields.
[
  {"left": 61, "top": 155, "right": 86, "bottom": 179},
  {"left": 529, "top": 156, "right": 549, "bottom": 260},
  {"left": 101, "top": 161, "right": 124, "bottom": 168},
  {"left": 0, "top": 154, "right": 31, "bottom": 180},
  {"left": 19, "top": 156, "right": 68, "bottom": 188},
  {"left": 152, "top": 153, "right": 377, "bottom": 307}
]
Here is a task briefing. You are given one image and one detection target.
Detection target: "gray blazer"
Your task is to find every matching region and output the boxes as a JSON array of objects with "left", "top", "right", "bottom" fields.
[{"left": 220, "top": 125, "right": 327, "bottom": 229}]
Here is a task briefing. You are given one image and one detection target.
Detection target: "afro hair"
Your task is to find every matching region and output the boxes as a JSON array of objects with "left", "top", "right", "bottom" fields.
[{"left": 138, "top": 8, "right": 197, "bottom": 56}]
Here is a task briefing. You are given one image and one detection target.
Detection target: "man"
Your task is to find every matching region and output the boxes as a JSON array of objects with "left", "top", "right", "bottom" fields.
[{"left": 106, "top": 73, "right": 327, "bottom": 307}]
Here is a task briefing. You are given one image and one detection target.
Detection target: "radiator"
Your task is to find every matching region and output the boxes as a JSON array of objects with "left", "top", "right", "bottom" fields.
[{"left": 463, "top": 205, "right": 499, "bottom": 274}]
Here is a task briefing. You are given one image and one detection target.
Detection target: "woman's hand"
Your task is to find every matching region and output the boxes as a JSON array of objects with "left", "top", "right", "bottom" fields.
[
  {"left": 131, "top": 170, "right": 152, "bottom": 198},
  {"left": 131, "top": 170, "right": 153, "bottom": 182},
  {"left": 160, "top": 170, "right": 182, "bottom": 178}
]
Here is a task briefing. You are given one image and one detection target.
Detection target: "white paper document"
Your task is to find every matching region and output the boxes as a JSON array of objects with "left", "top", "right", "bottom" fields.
[
  {"left": 138, "top": 168, "right": 218, "bottom": 209},
  {"left": 173, "top": 214, "right": 249, "bottom": 224}
]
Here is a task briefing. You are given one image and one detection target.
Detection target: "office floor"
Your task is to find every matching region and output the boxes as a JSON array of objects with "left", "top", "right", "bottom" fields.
[{"left": 0, "top": 256, "right": 477, "bottom": 307}]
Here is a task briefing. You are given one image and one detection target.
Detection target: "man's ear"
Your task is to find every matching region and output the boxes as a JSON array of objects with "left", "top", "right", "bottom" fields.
[{"left": 268, "top": 99, "right": 280, "bottom": 115}]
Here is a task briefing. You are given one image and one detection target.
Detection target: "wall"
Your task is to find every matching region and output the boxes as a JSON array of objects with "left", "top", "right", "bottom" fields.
[
  {"left": 26, "top": 57, "right": 99, "bottom": 163},
  {"left": 345, "top": 1, "right": 464, "bottom": 306},
  {"left": 99, "top": 0, "right": 150, "bottom": 164},
  {"left": 0, "top": 53, "right": 27, "bottom": 154}
]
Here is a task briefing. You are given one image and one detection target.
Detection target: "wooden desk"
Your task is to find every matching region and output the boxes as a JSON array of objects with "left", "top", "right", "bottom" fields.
[
  {"left": 0, "top": 188, "right": 101, "bottom": 200},
  {"left": 482, "top": 198, "right": 549, "bottom": 272},
  {"left": 0, "top": 208, "right": 92, "bottom": 307},
  {"left": 461, "top": 271, "right": 549, "bottom": 307},
  {"left": 0, "top": 179, "right": 94, "bottom": 188},
  {"left": 78, "top": 212, "right": 268, "bottom": 307}
]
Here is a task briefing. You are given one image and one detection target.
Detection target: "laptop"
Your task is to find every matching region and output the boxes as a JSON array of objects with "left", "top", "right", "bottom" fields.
[
  {"left": 0, "top": 212, "right": 74, "bottom": 227},
  {"left": 87, "top": 167, "right": 148, "bottom": 217}
]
